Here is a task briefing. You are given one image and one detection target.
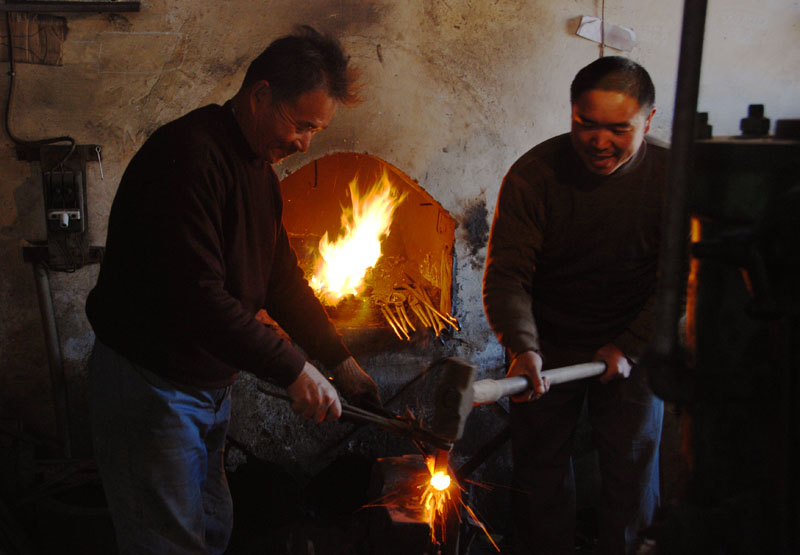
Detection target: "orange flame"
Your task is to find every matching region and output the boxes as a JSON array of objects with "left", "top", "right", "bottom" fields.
[{"left": 310, "top": 170, "right": 405, "bottom": 305}]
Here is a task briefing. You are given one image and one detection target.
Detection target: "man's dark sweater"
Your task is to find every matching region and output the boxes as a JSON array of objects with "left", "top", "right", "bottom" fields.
[
  {"left": 86, "top": 103, "right": 349, "bottom": 388},
  {"left": 483, "top": 133, "right": 669, "bottom": 360}
]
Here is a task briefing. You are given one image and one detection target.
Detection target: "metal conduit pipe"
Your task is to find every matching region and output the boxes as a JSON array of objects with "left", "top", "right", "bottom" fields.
[
  {"left": 644, "top": 0, "right": 708, "bottom": 402},
  {"left": 32, "top": 261, "right": 72, "bottom": 459}
]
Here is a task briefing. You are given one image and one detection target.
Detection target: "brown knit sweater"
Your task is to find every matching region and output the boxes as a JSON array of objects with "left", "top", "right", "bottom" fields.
[
  {"left": 483, "top": 133, "right": 669, "bottom": 361},
  {"left": 86, "top": 102, "right": 350, "bottom": 388}
]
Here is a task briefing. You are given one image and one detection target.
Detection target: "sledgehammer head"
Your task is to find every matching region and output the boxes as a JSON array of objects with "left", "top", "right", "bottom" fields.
[{"left": 432, "top": 357, "right": 477, "bottom": 444}]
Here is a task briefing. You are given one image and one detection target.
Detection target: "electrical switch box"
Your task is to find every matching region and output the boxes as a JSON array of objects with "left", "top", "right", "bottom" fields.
[
  {"left": 16, "top": 143, "right": 104, "bottom": 271},
  {"left": 43, "top": 168, "right": 86, "bottom": 233},
  {"left": 36, "top": 144, "right": 89, "bottom": 236}
]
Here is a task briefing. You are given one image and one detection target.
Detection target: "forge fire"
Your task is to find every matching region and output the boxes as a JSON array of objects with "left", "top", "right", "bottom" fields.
[
  {"left": 309, "top": 169, "right": 406, "bottom": 304},
  {"left": 281, "top": 153, "right": 459, "bottom": 339}
]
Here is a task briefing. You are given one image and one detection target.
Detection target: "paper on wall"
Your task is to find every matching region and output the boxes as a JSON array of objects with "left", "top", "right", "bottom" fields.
[{"left": 576, "top": 15, "right": 637, "bottom": 52}]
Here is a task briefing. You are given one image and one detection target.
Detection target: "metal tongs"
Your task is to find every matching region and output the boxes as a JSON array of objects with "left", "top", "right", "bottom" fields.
[{"left": 257, "top": 385, "right": 451, "bottom": 449}]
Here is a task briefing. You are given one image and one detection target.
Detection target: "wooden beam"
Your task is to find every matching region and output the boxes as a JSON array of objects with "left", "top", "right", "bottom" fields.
[{"left": 0, "top": 2, "right": 140, "bottom": 13}]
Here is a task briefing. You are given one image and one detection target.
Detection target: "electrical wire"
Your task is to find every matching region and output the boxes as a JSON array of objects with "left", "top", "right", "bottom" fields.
[{"left": 4, "top": 10, "right": 75, "bottom": 166}]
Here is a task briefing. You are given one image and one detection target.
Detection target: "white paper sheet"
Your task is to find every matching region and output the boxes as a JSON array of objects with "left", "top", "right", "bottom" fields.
[{"left": 576, "top": 16, "right": 637, "bottom": 52}]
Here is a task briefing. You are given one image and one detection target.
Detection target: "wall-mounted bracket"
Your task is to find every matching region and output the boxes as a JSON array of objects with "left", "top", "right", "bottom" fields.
[{"left": 21, "top": 241, "right": 104, "bottom": 267}]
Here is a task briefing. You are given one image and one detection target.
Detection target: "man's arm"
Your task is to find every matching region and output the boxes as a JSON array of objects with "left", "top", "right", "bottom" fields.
[
  {"left": 483, "top": 171, "right": 544, "bottom": 356},
  {"left": 264, "top": 223, "right": 351, "bottom": 366},
  {"left": 483, "top": 171, "right": 549, "bottom": 400}
]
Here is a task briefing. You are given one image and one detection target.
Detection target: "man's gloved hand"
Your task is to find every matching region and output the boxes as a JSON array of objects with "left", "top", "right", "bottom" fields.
[
  {"left": 594, "top": 343, "right": 632, "bottom": 383},
  {"left": 331, "top": 356, "right": 381, "bottom": 410},
  {"left": 286, "top": 361, "right": 342, "bottom": 422},
  {"left": 507, "top": 350, "right": 549, "bottom": 402}
]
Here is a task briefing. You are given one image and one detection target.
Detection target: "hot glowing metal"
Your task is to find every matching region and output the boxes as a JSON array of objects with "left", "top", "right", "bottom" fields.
[
  {"left": 421, "top": 456, "right": 455, "bottom": 545},
  {"left": 430, "top": 471, "right": 451, "bottom": 491},
  {"left": 420, "top": 456, "right": 498, "bottom": 550}
]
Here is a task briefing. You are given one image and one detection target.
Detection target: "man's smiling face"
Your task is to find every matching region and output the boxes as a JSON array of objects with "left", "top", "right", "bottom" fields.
[
  {"left": 246, "top": 83, "right": 337, "bottom": 164},
  {"left": 570, "top": 89, "right": 655, "bottom": 176}
]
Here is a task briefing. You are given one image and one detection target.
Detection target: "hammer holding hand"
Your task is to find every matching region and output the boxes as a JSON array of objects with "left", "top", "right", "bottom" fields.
[
  {"left": 506, "top": 350, "right": 547, "bottom": 402},
  {"left": 593, "top": 343, "right": 632, "bottom": 383},
  {"left": 472, "top": 360, "right": 608, "bottom": 405}
]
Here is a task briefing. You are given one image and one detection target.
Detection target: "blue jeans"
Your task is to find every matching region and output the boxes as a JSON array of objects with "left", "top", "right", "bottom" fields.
[
  {"left": 89, "top": 340, "right": 233, "bottom": 554},
  {"left": 510, "top": 351, "right": 663, "bottom": 555}
]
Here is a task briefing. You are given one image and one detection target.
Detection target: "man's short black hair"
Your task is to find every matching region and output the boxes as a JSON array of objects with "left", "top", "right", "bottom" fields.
[
  {"left": 570, "top": 56, "right": 655, "bottom": 111},
  {"left": 242, "top": 25, "right": 360, "bottom": 106}
]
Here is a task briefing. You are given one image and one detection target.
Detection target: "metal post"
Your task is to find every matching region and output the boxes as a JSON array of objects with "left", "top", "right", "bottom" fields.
[
  {"left": 646, "top": 0, "right": 708, "bottom": 401},
  {"left": 32, "top": 261, "right": 71, "bottom": 459}
]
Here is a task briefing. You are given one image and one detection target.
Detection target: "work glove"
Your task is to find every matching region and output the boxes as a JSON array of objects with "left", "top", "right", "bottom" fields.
[
  {"left": 286, "top": 361, "right": 342, "bottom": 422},
  {"left": 331, "top": 356, "right": 382, "bottom": 410}
]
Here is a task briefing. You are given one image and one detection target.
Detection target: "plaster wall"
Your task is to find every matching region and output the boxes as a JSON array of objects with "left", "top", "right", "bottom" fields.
[{"left": 0, "top": 0, "right": 797, "bottom": 483}]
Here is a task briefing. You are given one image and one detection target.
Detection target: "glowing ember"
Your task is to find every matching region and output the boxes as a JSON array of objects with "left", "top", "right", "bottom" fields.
[
  {"left": 430, "top": 471, "right": 451, "bottom": 491},
  {"left": 310, "top": 169, "right": 405, "bottom": 305}
]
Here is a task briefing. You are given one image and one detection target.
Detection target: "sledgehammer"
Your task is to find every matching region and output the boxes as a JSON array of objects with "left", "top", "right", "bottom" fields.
[
  {"left": 472, "top": 361, "right": 607, "bottom": 404},
  {"left": 430, "top": 357, "right": 606, "bottom": 473}
]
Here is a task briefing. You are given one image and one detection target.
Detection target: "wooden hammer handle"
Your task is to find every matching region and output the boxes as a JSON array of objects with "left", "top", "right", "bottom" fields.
[{"left": 471, "top": 362, "right": 607, "bottom": 405}]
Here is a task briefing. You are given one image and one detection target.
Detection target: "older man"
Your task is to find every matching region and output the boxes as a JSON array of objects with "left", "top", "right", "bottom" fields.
[
  {"left": 483, "top": 56, "right": 667, "bottom": 554},
  {"left": 86, "top": 26, "right": 379, "bottom": 554}
]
